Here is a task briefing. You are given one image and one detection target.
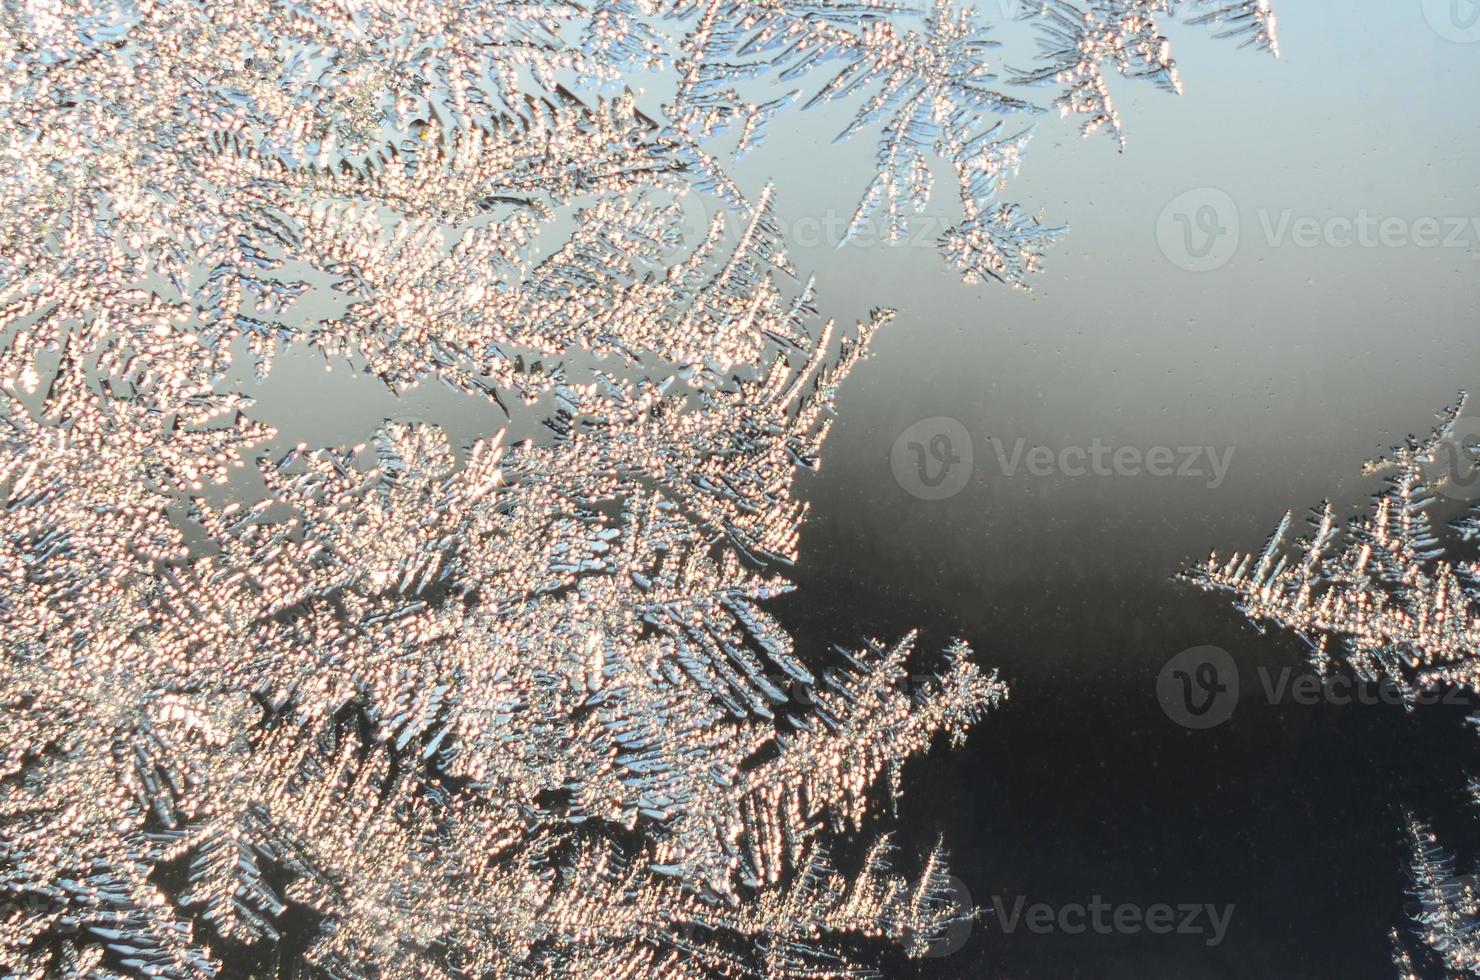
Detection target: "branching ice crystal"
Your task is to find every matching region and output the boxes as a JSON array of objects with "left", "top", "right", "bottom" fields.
[
  {"left": 1012, "top": 1, "right": 1277, "bottom": 148},
  {"left": 0, "top": 212, "right": 1003, "bottom": 974},
  {"left": 1397, "top": 816, "right": 1480, "bottom": 975},
  {"left": 0, "top": 0, "right": 1281, "bottom": 975},
  {"left": 1182, "top": 398, "right": 1480, "bottom": 974},
  {"left": 1182, "top": 397, "right": 1480, "bottom": 698}
]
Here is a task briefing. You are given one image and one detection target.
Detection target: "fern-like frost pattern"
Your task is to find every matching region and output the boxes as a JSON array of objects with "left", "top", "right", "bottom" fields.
[
  {"left": 0, "top": 0, "right": 1279, "bottom": 975},
  {"left": 1183, "top": 397, "right": 1480, "bottom": 974}
]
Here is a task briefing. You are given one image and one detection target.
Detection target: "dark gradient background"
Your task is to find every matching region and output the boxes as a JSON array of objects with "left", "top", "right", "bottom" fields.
[
  {"left": 239, "top": 1, "right": 1480, "bottom": 976},
  {"left": 773, "top": 3, "right": 1480, "bottom": 976}
]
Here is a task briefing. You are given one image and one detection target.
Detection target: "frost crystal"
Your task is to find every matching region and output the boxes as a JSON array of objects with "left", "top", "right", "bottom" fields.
[
  {"left": 1182, "top": 397, "right": 1480, "bottom": 973},
  {"left": 1012, "top": 1, "right": 1277, "bottom": 148},
  {"left": 1399, "top": 816, "right": 1480, "bottom": 975},
  {"left": 1182, "top": 397, "right": 1480, "bottom": 697},
  {"left": 0, "top": 0, "right": 1279, "bottom": 976}
]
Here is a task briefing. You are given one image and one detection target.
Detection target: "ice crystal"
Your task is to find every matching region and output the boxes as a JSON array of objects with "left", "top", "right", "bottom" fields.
[
  {"left": 1011, "top": 1, "right": 1277, "bottom": 148},
  {"left": 0, "top": 0, "right": 1281, "bottom": 975},
  {"left": 662, "top": 0, "right": 1279, "bottom": 281},
  {"left": 1182, "top": 396, "right": 1480, "bottom": 697},
  {"left": 0, "top": 210, "right": 1005, "bottom": 976},
  {"left": 1182, "top": 398, "right": 1480, "bottom": 973},
  {"left": 1399, "top": 816, "right": 1480, "bottom": 975}
]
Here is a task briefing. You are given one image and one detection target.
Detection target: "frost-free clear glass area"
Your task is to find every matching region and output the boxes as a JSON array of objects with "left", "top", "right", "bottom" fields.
[{"left": 1, "top": 2, "right": 1477, "bottom": 978}]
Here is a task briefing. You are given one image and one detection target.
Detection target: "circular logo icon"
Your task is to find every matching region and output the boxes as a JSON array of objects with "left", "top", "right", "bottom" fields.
[
  {"left": 1423, "top": 0, "right": 1480, "bottom": 42},
  {"left": 922, "top": 875, "right": 975, "bottom": 958},
  {"left": 673, "top": 189, "right": 725, "bottom": 248},
  {"left": 890, "top": 417, "right": 974, "bottom": 501},
  {"left": 1157, "top": 645, "right": 1239, "bottom": 730},
  {"left": 1157, "top": 188, "right": 1240, "bottom": 272},
  {"left": 1423, "top": 414, "right": 1480, "bottom": 502}
]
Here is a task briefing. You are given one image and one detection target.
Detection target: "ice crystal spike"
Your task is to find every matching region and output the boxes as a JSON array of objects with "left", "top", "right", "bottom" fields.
[
  {"left": 1188, "top": 0, "right": 1280, "bottom": 57},
  {"left": 1394, "top": 815, "right": 1480, "bottom": 974}
]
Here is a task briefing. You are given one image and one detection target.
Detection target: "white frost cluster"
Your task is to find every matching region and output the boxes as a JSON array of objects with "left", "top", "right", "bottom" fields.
[{"left": 0, "top": 1, "right": 1277, "bottom": 976}]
